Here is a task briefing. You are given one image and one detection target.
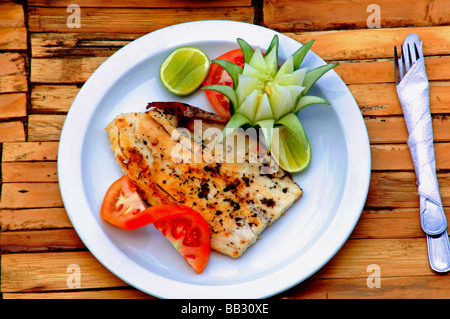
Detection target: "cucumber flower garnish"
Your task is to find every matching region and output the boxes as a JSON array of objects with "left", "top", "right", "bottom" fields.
[{"left": 202, "top": 35, "right": 338, "bottom": 172}]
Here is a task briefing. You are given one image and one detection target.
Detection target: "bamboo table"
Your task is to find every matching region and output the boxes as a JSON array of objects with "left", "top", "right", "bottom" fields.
[{"left": 1, "top": 0, "right": 450, "bottom": 299}]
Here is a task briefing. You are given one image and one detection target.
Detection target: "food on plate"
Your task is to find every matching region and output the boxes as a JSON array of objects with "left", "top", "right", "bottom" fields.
[
  {"left": 100, "top": 174, "right": 147, "bottom": 230},
  {"left": 151, "top": 204, "right": 211, "bottom": 274},
  {"left": 202, "top": 48, "right": 245, "bottom": 119},
  {"left": 105, "top": 102, "right": 302, "bottom": 258},
  {"left": 159, "top": 46, "right": 210, "bottom": 96},
  {"left": 101, "top": 178, "right": 210, "bottom": 273},
  {"left": 202, "top": 35, "right": 338, "bottom": 172}
]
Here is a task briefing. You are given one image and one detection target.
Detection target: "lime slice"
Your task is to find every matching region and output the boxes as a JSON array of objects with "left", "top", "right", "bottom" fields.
[
  {"left": 271, "top": 125, "right": 311, "bottom": 173},
  {"left": 160, "top": 47, "right": 210, "bottom": 96}
]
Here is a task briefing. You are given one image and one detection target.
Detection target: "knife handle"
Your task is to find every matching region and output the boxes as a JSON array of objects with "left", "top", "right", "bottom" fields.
[
  {"left": 427, "top": 230, "right": 450, "bottom": 273},
  {"left": 421, "top": 199, "right": 448, "bottom": 235}
]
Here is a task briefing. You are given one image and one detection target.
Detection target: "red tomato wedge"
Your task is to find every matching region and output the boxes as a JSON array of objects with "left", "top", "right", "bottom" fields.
[
  {"left": 152, "top": 206, "right": 211, "bottom": 274},
  {"left": 101, "top": 175, "right": 211, "bottom": 273},
  {"left": 202, "top": 48, "right": 244, "bottom": 119},
  {"left": 100, "top": 175, "right": 148, "bottom": 230}
]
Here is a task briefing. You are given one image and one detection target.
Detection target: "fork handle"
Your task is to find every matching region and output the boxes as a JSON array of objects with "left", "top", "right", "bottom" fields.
[{"left": 427, "top": 231, "right": 450, "bottom": 273}]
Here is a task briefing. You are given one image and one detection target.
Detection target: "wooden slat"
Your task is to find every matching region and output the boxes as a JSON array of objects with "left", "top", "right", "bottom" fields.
[
  {"left": 0, "top": 183, "right": 63, "bottom": 209},
  {"left": 27, "top": 114, "right": 66, "bottom": 141},
  {"left": 366, "top": 172, "right": 450, "bottom": 208},
  {"left": 2, "top": 162, "right": 58, "bottom": 182},
  {"left": 0, "top": 27, "right": 27, "bottom": 50},
  {"left": 30, "top": 26, "right": 450, "bottom": 61},
  {"left": 30, "top": 32, "right": 135, "bottom": 58},
  {"left": 349, "top": 82, "right": 450, "bottom": 116},
  {"left": 28, "top": 7, "right": 255, "bottom": 33},
  {"left": 31, "top": 85, "right": 79, "bottom": 113},
  {"left": 0, "top": 52, "right": 26, "bottom": 76},
  {"left": 27, "top": 0, "right": 252, "bottom": 8},
  {"left": 287, "top": 25, "right": 450, "bottom": 60},
  {"left": 0, "top": 2, "right": 25, "bottom": 28},
  {"left": 5, "top": 275, "right": 450, "bottom": 299},
  {"left": 352, "top": 208, "right": 449, "bottom": 239},
  {"left": 1, "top": 229, "right": 85, "bottom": 253},
  {"left": 2, "top": 141, "right": 59, "bottom": 162},
  {"left": 0, "top": 74, "right": 27, "bottom": 93},
  {"left": 30, "top": 57, "right": 106, "bottom": 83},
  {"left": 314, "top": 237, "right": 434, "bottom": 279},
  {"left": 371, "top": 143, "right": 450, "bottom": 171},
  {"left": 263, "top": 0, "right": 450, "bottom": 31},
  {"left": 352, "top": 208, "right": 423, "bottom": 239},
  {"left": 365, "top": 115, "right": 450, "bottom": 144},
  {"left": 3, "top": 289, "right": 154, "bottom": 299},
  {"left": 0, "top": 93, "right": 27, "bottom": 119},
  {"left": 281, "top": 275, "right": 450, "bottom": 299},
  {"left": 1, "top": 251, "right": 128, "bottom": 292},
  {"left": 335, "top": 56, "right": 450, "bottom": 85},
  {"left": 0, "top": 121, "right": 25, "bottom": 142},
  {"left": 0, "top": 207, "right": 71, "bottom": 230}
]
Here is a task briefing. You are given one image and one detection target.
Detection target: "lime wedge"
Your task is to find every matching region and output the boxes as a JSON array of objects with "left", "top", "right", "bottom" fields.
[
  {"left": 160, "top": 47, "right": 210, "bottom": 96},
  {"left": 271, "top": 125, "right": 311, "bottom": 173}
]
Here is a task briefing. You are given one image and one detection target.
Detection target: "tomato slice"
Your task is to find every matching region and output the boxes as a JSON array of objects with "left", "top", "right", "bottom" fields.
[
  {"left": 101, "top": 176, "right": 210, "bottom": 273},
  {"left": 100, "top": 175, "right": 148, "bottom": 231},
  {"left": 202, "top": 48, "right": 245, "bottom": 119},
  {"left": 152, "top": 205, "right": 211, "bottom": 274}
]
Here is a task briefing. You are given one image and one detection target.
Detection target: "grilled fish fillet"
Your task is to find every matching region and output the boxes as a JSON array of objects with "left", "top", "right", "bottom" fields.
[{"left": 105, "top": 103, "right": 302, "bottom": 258}]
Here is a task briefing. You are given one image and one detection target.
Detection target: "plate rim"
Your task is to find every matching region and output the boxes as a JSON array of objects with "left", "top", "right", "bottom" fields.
[{"left": 58, "top": 20, "right": 371, "bottom": 299}]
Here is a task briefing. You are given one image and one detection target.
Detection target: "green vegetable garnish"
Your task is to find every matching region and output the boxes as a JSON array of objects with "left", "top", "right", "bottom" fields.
[{"left": 202, "top": 35, "right": 338, "bottom": 172}]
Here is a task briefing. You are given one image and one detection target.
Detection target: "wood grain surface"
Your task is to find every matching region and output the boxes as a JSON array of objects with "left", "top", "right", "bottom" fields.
[{"left": 1, "top": 0, "right": 449, "bottom": 299}]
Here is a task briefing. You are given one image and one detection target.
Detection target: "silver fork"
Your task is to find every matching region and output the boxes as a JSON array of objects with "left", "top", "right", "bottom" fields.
[
  {"left": 394, "top": 43, "right": 420, "bottom": 85},
  {"left": 394, "top": 38, "right": 450, "bottom": 273}
]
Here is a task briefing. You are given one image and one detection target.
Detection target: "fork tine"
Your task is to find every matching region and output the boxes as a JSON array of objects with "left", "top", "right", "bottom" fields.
[
  {"left": 407, "top": 43, "right": 414, "bottom": 67},
  {"left": 414, "top": 43, "right": 421, "bottom": 60},
  {"left": 394, "top": 46, "right": 400, "bottom": 84},
  {"left": 401, "top": 45, "right": 407, "bottom": 78}
]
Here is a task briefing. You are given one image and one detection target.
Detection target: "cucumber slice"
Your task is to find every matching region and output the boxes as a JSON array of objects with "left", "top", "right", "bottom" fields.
[
  {"left": 235, "top": 74, "right": 263, "bottom": 105},
  {"left": 255, "top": 118, "right": 275, "bottom": 153},
  {"left": 291, "top": 40, "right": 314, "bottom": 70},
  {"left": 264, "top": 43, "right": 278, "bottom": 77},
  {"left": 249, "top": 47, "right": 268, "bottom": 74},
  {"left": 202, "top": 84, "right": 238, "bottom": 112},
  {"left": 302, "top": 62, "right": 339, "bottom": 95},
  {"left": 265, "top": 35, "right": 279, "bottom": 60},
  {"left": 253, "top": 93, "right": 273, "bottom": 122},
  {"left": 237, "top": 38, "right": 255, "bottom": 64},
  {"left": 275, "top": 56, "right": 294, "bottom": 78},
  {"left": 237, "top": 89, "right": 259, "bottom": 122},
  {"left": 294, "top": 95, "right": 330, "bottom": 113},
  {"left": 211, "top": 59, "right": 243, "bottom": 88},
  {"left": 279, "top": 67, "right": 307, "bottom": 86},
  {"left": 218, "top": 112, "right": 252, "bottom": 142},
  {"left": 268, "top": 82, "right": 294, "bottom": 120},
  {"left": 242, "top": 63, "right": 272, "bottom": 83}
]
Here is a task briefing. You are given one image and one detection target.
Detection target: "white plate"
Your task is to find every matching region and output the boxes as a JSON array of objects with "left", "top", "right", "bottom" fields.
[{"left": 58, "top": 20, "right": 371, "bottom": 299}]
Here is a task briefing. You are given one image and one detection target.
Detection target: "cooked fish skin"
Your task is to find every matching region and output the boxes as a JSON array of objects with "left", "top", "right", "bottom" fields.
[{"left": 105, "top": 104, "right": 302, "bottom": 258}]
